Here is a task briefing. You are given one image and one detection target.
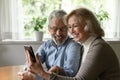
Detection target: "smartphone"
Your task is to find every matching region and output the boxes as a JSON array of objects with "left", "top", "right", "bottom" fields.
[{"left": 24, "top": 45, "right": 36, "bottom": 62}]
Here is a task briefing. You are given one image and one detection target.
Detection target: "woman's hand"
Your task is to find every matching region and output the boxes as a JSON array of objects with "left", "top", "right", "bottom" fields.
[{"left": 48, "top": 66, "right": 62, "bottom": 74}]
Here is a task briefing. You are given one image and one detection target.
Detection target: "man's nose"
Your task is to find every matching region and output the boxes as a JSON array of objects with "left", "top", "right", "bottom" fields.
[{"left": 56, "top": 29, "right": 62, "bottom": 35}]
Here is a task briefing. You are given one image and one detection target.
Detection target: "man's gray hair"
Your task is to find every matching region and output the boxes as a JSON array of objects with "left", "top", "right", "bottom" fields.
[{"left": 48, "top": 10, "right": 67, "bottom": 26}]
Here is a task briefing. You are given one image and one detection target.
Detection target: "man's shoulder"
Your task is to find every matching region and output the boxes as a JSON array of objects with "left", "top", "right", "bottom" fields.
[
  {"left": 41, "top": 39, "right": 53, "bottom": 46},
  {"left": 65, "top": 37, "right": 81, "bottom": 46},
  {"left": 66, "top": 37, "right": 78, "bottom": 43},
  {"left": 44, "top": 39, "right": 53, "bottom": 43},
  {"left": 66, "top": 37, "right": 74, "bottom": 42},
  {"left": 37, "top": 39, "right": 53, "bottom": 51}
]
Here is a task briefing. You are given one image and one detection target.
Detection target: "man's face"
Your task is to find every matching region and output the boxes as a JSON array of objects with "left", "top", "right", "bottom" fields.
[{"left": 48, "top": 18, "right": 68, "bottom": 44}]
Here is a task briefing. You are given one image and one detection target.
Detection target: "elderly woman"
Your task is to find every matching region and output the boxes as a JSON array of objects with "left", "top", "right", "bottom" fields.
[{"left": 25, "top": 8, "right": 120, "bottom": 80}]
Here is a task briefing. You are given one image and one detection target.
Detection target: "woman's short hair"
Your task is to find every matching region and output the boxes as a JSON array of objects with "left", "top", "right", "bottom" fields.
[{"left": 66, "top": 8, "right": 104, "bottom": 37}]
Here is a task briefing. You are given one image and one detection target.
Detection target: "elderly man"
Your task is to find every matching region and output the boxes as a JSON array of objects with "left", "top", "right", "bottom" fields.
[{"left": 18, "top": 10, "right": 82, "bottom": 80}]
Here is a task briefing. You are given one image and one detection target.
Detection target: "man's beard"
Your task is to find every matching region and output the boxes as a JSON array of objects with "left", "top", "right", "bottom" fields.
[{"left": 53, "top": 35, "right": 67, "bottom": 45}]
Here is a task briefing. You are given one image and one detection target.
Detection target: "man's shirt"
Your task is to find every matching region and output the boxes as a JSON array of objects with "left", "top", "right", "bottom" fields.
[{"left": 37, "top": 37, "right": 81, "bottom": 76}]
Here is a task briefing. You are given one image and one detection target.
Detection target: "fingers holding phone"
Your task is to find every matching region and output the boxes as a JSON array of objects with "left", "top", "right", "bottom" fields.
[
  {"left": 24, "top": 46, "right": 44, "bottom": 75},
  {"left": 24, "top": 45, "right": 37, "bottom": 71},
  {"left": 24, "top": 46, "right": 36, "bottom": 63}
]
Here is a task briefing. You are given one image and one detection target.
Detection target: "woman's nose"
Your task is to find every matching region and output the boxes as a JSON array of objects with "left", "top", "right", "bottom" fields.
[{"left": 70, "top": 27, "right": 74, "bottom": 33}]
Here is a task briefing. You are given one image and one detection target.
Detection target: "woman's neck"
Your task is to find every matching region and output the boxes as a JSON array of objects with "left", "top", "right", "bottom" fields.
[{"left": 81, "top": 33, "right": 90, "bottom": 43}]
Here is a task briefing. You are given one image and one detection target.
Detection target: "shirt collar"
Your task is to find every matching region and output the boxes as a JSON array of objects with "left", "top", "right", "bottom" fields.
[{"left": 83, "top": 36, "right": 96, "bottom": 49}]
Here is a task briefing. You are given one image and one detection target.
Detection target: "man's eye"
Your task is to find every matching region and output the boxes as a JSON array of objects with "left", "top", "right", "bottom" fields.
[
  {"left": 67, "top": 26, "right": 71, "bottom": 28},
  {"left": 50, "top": 27, "right": 57, "bottom": 30}
]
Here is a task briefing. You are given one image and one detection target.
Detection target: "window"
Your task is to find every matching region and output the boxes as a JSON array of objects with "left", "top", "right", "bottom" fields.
[{"left": 0, "top": 0, "right": 120, "bottom": 41}]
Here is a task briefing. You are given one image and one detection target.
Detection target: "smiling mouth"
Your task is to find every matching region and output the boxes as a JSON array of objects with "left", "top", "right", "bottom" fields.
[
  {"left": 55, "top": 35, "right": 62, "bottom": 38},
  {"left": 56, "top": 37, "right": 63, "bottom": 40},
  {"left": 73, "top": 35, "right": 78, "bottom": 38}
]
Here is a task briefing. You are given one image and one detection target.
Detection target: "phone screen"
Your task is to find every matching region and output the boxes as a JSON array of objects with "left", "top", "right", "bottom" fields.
[{"left": 24, "top": 45, "right": 36, "bottom": 62}]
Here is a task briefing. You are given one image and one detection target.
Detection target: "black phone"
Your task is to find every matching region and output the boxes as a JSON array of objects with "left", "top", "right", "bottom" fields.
[{"left": 24, "top": 45, "right": 36, "bottom": 62}]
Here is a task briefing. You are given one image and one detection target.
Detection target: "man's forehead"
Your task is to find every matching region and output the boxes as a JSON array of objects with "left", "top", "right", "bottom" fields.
[
  {"left": 51, "top": 18, "right": 64, "bottom": 22},
  {"left": 50, "top": 19, "right": 66, "bottom": 26}
]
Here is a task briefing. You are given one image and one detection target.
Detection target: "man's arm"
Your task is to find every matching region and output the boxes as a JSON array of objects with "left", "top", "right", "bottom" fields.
[{"left": 62, "top": 42, "right": 81, "bottom": 76}]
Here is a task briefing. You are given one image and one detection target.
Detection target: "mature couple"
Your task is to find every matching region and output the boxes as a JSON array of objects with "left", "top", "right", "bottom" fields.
[{"left": 18, "top": 8, "right": 120, "bottom": 80}]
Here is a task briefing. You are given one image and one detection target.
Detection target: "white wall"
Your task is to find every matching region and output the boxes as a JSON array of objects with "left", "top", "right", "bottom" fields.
[
  {"left": 0, "top": 41, "right": 42, "bottom": 66},
  {"left": 0, "top": 41, "right": 120, "bottom": 67}
]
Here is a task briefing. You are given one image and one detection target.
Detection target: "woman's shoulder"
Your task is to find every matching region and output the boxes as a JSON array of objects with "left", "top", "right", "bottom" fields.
[
  {"left": 91, "top": 37, "right": 111, "bottom": 49},
  {"left": 89, "top": 37, "right": 118, "bottom": 63}
]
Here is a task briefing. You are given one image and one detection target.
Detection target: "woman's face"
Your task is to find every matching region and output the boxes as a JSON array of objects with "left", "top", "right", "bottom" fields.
[{"left": 67, "top": 15, "right": 86, "bottom": 42}]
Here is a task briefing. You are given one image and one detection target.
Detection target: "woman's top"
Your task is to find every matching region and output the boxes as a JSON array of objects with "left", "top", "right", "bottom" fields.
[{"left": 50, "top": 37, "right": 120, "bottom": 80}]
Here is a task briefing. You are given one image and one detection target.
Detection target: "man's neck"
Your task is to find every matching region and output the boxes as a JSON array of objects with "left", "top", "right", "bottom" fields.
[{"left": 53, "top": 36, "right": 68, "bottom": 46}]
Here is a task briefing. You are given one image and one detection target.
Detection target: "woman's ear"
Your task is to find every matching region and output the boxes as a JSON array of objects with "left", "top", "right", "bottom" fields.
[
  {"left": 84, "top": 25, "right": 89, "bottom": 32},
  {"left": 84, "top": 20, "right": 92, "bottom": 32}
]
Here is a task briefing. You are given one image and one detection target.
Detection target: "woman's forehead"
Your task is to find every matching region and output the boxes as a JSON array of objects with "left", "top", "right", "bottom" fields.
[{"left": 68, "top": 15, "right": 81, "bottom": 23}]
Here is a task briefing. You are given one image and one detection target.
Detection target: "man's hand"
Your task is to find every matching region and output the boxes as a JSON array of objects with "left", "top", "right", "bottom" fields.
[
  {"left": 17, "top": 71, "right": 35, "bottom": 80},
  {"left": 25, "top": 52, "right": 50, "bottom": 80}
]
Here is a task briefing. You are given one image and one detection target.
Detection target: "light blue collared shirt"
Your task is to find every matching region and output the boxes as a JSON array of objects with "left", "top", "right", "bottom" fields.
[{"left": 37, "top": 37, "right": 81, "bottom": 77}]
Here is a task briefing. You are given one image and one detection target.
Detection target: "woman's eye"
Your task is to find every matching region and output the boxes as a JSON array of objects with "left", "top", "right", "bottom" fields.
[{"left": 74, "top": 25, "right": 78, "bottom": 27}]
